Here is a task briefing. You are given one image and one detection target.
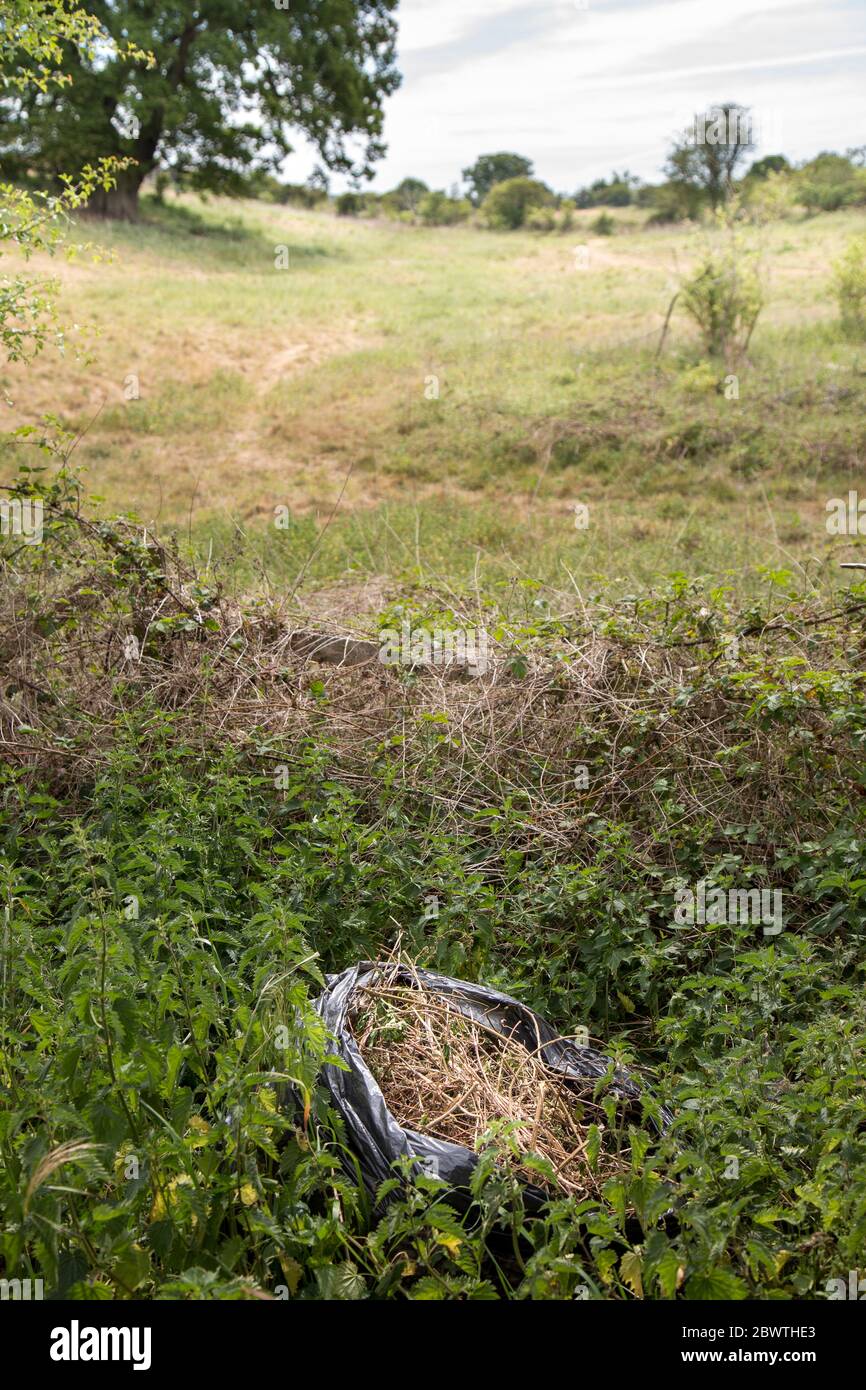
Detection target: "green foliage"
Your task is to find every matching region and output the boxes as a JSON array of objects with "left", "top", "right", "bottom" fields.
[
  {"left": 647, "top": 180, "right": 705, "bottom": 224},
  {"left": 390, "top": 177, "right": 429, "bottom": 213},
  {"left": 235, "top": 172, "right": 329, "bottom": 209},
  {"left": 796, "top": 154, "right": 866, "bottom": 213},
  {"left": 2, "top": 480, "right": 866, "bottom": 1298},
  {"left": 0, "top": 1, "right": 401, "bottom": 218},
  {"left": 0, "top": 1, "right": 144, "bottom": 369},
  {"left": 462, "top": 152, "right": 534, "bottom": 206},
  {"left": 591, "top": 212, "right": 616, "bottom": 236},
  {"left": 416, "top": 190, "right": 471, "bottom": 226},
  {"left": 831, "top": 236, "right": 866, "bottom": 338},
  {"left": 525, "top": 201, "right": 575, "bottom": 233},
  {"left": 574, "top": 170, "right": 639, "bottom": 208},
  {"left": 0, "top": 0, "right": 143, "bottom": 90},
  {"left": 335, "top": 191, "right": 366, "bottom": 218},
  {"left": 0, "top": 163, "right": 130, "bottom": 366},
  {"left": 740, "top": 169, "right": 797, "bottom": 224},
  {"left": 745, "top": 155, "right": 791, "bottom": 181},
  {"left": 481, "top": 177, "right": 553, "bottom": 231},
  {"left": 680, "top": 221, "right": 763, "bottom": 360}
]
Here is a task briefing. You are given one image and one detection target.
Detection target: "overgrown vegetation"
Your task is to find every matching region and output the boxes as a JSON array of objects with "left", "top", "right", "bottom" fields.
[
  {"left": 833, "top": 235, "right": 866, "bottom": 338},
  {"left": 2, "top": 464, "right": 865, "bottom": 1299}
]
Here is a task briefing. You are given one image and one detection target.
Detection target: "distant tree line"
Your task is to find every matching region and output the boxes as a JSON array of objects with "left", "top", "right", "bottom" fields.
[
  {"left": 4, "top": 21, "right": 864, "bottom": 238},
  {"left": 349, "top": 106, "right": 865, "bottom": 228},
  {"left": 246, "top": 105, "right": 865, "bottom": 230}
]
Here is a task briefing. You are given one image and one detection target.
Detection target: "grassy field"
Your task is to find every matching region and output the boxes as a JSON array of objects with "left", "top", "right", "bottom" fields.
[
  {"left": 3, "top": 193, "right": 866, "bottom": 1302},
  {"left": 3, "top": 194, "right": 866, "bottom": 607}
]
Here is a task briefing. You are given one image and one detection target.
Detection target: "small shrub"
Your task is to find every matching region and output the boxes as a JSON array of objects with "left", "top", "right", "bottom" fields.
[
  {"left": 416, "top": 190, "right": 471, "bottom": 226},
  {"left": 741, "top": 169, "right": 796, "bottom": 223},
  {"left": 591, "top": 212, "right": 616, "bottom": 236},
  {"left": 557, "top": 199, "right": 575, "bottom": 232},
  {"left": 796, "top": 153, "right": 866, "bottom": 213},
  {"left": 335, "top": 191, "right": 365, "bottom": 217},
  {"left": 832, "top": 235, "right": 866, "bottom": 337},
  {"left": 647, "top": 180, "right": 704, "bottom": 225},
  {"left": 525, "top": 205, "right": 556, "bottom": 232},
  {"left": 481, "top": 177, "right": 554, "bottom": 230},
  {"left": 526, "top": 201, "right": 575, "bottom": 234},
  {"left": 680, "top": 227, "right": 763, "bottom": 360}
]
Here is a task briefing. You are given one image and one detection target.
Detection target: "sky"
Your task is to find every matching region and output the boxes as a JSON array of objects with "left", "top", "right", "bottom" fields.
[{"left": 280, "top": 0, "right": 866, "bottom": 195}]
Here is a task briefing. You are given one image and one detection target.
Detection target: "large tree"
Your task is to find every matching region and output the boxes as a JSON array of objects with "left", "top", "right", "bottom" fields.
[
  {"left": 665, "top": 103, "right": 754, "bottom": 210},
  {"left": 0, "top": 1, "right": 401, "bottom": 219},
  {"left": 461, "top": 152, "right": 533, "bottom": 206}
]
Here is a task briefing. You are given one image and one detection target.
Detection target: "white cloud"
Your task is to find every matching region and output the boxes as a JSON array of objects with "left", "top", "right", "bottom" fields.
[{"left": 280, "top": 0, "right": 866, "bottom": 192}]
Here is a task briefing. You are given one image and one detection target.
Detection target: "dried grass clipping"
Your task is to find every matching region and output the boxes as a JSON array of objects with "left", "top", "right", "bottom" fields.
[{"left": 350, "top": 981, "right": 630, "bottom": 1196}]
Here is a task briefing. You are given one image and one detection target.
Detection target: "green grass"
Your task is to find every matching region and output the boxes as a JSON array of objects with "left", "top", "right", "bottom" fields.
[
  {"left": 3, "top": 193, "right": 866, "bottom": 609},
  {"left": 3, "top": 197, "right": 866, "bottom": 1299},
  {"left": 3, "top": 507, "right": 866, "bottom": 1299}
]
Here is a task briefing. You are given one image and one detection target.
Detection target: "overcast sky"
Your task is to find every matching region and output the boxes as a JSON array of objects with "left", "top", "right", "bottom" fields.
[{"left": 282, "top": 0, "right": 866, "bottom": 193}]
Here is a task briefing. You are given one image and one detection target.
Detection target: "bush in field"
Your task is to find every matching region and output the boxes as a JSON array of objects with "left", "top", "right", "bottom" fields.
[
  {"left": 647, "top": 179, "right": 704, "bottom": 224},
  {"left": 481, "top": 177, "right": 553, "bottom": 230},
  {"left": 525, "top": 200, "right": 575, "bottom": 233},
  {"left": 832, "top": 236, "right": 866, "bottom": 337},
  {"left": 574, "top": 170, "right": 639, "bottom": 207},
  {"left": 416, "top": 190, "right": 471, "bottom": 226},
  {"left": 745, "top": 154, "right": 791, "bottom": 181},
  {"left": 391, "top": 177, "right": 428, "bottom": 212},
  {"left": 796, "top": 153, "right": 866, "bottom": 212},
  {"left": 680, "top": 224, "right": 763, "bottom": 360},
  {"left": 591, "top": 212, "right": 616, "bottom": 236},
  {"left": 741, "top": 168, "right": 796, "bottom": 223},
  {"left": 244, "top": 174, "right": 328, "bottom": 208},
  {"left": 525, "top": 205, "right": 555, "bottom": 232},
  {"left": 335, "top": 191, "right": 366, "bottom": 217},
  {"left": 378, "top": 191, "right": 409, "bottom": 219},
  {"left": 462, "top": 152, "right": 534, "bottom": 205}
]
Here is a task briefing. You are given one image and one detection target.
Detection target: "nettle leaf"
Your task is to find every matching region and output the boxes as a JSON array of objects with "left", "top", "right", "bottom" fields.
[
  {"left": 594, "top": 1247, "right": 618, "bottom": 1284},
  {"left": 113, "top": 1243, "right": 151, "bottom": 1291},
  {"left": 620, "top": 1249, "right": 643, "bottom": 1298},
  {"left": 653, "top": 1249, "right": 686, "bottom": 1299},
  {"left": 314, "top": 1263, "right": 366, "bottom": 1301},
  {"left": 685, "top": 1268, "right": 749, "bottom": 1300}
]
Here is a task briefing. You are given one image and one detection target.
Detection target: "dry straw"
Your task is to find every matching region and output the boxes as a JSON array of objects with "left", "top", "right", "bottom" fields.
[{"left": 350, "top": 976, "right": 630, "bottom": 1196}]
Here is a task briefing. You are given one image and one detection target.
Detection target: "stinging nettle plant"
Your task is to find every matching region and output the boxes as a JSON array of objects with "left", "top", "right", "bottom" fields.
[{"left": 832, "top": 235, "right": 866, "bottom": 339}]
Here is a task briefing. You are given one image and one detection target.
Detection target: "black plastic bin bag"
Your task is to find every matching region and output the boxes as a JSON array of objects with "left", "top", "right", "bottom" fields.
[{"left": 314, "top": 960, "right": 670, "bottom": 1207}]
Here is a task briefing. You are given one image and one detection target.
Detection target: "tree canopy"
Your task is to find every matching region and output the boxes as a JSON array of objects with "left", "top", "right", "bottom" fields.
[
  {"left": 665, "top": 103, "right": 754, "bottom": 210},
  {"left": 0, "top": 0, "right": 401, "bottom": 218},
  {"left": 480, "top": 176, "right": 552, "bottom": 230},
  {"left": 462, "top": 152, "right": 533, "bottom": 206}
]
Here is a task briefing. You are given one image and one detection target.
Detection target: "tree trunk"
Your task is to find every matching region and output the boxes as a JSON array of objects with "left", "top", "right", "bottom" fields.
[{"left": 85, "top": 169, "right": 146, "bottom": 222}]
